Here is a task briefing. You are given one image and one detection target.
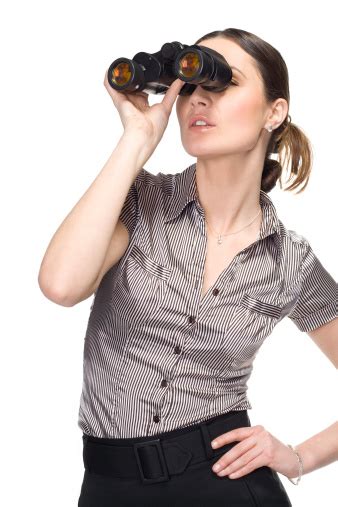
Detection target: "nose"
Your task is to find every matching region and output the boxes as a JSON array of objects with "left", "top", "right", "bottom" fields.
[{"left": 188, "top": 85, "right": 211, "bottom": 107}]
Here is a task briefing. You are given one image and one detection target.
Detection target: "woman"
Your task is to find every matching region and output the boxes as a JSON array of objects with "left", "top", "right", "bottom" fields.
[{"left": 38, "top": 28, "right": 338, "bottom": 506}]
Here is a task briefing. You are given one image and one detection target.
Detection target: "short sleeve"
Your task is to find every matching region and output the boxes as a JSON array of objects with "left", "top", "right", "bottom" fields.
[
  {"left": 287, "top": 241, "right": 337, "bottom": 332},
  {"left": 118, "top": 169, "right": 144, "bottom": 237}
]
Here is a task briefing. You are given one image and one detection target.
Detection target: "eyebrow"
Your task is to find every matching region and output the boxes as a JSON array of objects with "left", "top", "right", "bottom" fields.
[{"left": 230, "top": 66, "right": 246, "bottom": 78}]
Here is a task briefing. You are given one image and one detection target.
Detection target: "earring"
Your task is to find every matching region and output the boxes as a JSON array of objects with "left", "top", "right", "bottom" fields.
[{"left": 266, "top": 125, "right": 273, "bottom": 132}]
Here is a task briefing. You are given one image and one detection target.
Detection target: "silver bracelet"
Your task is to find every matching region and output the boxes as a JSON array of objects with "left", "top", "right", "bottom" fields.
[{"left": 287, "top": 444, "right": 304, "bottom": 485}]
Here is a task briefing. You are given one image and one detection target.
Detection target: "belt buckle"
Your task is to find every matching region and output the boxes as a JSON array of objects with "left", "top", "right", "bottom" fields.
[{"left": 133, "top": 438, "right": 170, "bottom": 484}]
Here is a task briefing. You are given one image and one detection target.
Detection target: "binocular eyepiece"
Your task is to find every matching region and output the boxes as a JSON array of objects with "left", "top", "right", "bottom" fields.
[{"left": 107, "top": 41, "right": 233, "bottom": 96}]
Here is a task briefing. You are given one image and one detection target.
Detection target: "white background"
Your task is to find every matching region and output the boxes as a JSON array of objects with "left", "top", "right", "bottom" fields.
[{"left": 1, "top": 1, "right": 337, "bottom": 505}]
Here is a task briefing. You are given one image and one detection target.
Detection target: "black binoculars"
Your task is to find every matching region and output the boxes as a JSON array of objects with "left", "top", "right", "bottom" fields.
[{"left": 107, "top": 41, "right": 233, "bottom": 96}]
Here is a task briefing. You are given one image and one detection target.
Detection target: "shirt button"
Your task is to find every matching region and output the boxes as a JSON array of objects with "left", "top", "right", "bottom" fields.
[
  {"left": 212, "top": 288, "right": 219, "bottom": 296},
  {"left": 160, "top": 379, "right": 168, "bottom": 387},
  {"left": 174, "top": 345, "right": 181, "bottom": 354},
  {"left": 153, "top": 415, "right": 160, "bottom": 423},
  {"left": 188, "top": 316, "right": 196, "bottom": 324}
]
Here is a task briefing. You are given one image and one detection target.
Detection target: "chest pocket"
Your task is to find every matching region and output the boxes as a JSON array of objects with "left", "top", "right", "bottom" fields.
[
  {"left": 239, "top": 293, "right": 282, "bottom": 319},
  {"left": 225, "top": 293, "right": 283, "bottom": 369},
  {"left": 110, "top": 244, "right": 172, "bottom": 327}
]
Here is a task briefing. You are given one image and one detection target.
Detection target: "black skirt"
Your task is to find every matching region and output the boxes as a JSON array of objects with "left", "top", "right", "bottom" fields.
[{"left": 77, "top": 409, "right": 292, "bottom": 506}]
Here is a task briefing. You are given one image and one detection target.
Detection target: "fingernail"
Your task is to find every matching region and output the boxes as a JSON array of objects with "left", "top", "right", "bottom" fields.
[
  {"left": 213, "top": 463, "right": 221, "bottom": 472},
  {"left": 211, "top": 440, "right": 218, "bottom": 448}
]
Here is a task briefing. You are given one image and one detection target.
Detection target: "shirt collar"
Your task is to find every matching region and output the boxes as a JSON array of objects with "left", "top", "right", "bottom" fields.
[{"left": 164, "top": 162, "right": 282, "bottom": 262}]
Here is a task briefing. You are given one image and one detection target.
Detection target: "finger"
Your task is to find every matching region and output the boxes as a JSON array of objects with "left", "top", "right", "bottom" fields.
[
  {"left": 103, "top": 69, "right": 109, "bottom": 86},
  {"left": 211, "top": 426, "right": 255, "bottom": 449},
  {"left": 222, "top": 455, "right": 266, "bottom": 480},
  {"left": 108, "top": 88, "right": 127, "bottom": 110},
  {"left": 216, "top": 446, "right": 262, "bottom": 477},
  {"left": 103, "top": 69, "right": 127, "bottom": 102},
  {"left": 123, "top": 91, "right": 149, "bottom": 111},
  {"left": 161, "top": 78, "right": 186, "bottom": 113},
  {"left": 212, "top": 434, "right": 257, "bottom": 473}
]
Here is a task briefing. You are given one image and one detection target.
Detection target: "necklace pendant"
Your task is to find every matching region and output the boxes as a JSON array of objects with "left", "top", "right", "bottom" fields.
[{"left": 217, "top": 235, "right": 223, "bottom": 245}]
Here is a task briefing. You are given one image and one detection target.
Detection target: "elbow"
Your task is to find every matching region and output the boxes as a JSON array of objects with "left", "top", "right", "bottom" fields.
[{"left": 37, "top": 270, "right": 76, "bottom": 307}]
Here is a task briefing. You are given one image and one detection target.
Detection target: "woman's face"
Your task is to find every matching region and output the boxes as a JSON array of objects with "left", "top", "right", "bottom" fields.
[{"left": 176, "top": 38, "right": 270, "bottom": 158}]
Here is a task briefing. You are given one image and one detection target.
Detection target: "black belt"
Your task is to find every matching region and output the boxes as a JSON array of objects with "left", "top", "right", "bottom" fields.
[{"left": 82, "top": 410, "right": 251, "bottom": 485}]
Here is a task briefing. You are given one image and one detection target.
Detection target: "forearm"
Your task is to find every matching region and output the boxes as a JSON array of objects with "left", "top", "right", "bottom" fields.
[
  {"left": 291, "top": 421, "right": 338, "bottom": 477},
  {"left": 38, "top": 131, "right": 149, "bottom": 304}
]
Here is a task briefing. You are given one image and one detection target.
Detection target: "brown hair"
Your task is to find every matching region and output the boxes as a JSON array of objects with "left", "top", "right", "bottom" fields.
[{"left": 194, "top": 28, "right": 313, "bottom": 194}]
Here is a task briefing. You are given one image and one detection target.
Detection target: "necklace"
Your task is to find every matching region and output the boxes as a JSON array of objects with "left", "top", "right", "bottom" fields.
[
  {"left": 195, "top": 184, "right": 262, "bottom": 245},
  {"left": 205, "top": 207, "right": 262, "bottom": 245}
]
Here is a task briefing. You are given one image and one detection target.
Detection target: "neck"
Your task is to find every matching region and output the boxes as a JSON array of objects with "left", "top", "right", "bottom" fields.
[{"left": 195, "top": 154, "right": 263, "bottom": 234}]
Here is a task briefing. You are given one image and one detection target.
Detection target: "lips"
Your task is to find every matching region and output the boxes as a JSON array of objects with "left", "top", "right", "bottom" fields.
[{"left": 188, "top": 114, "right": 216, "bottom": 127}]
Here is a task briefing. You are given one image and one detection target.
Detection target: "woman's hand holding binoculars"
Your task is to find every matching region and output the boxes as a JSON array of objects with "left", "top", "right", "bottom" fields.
[
  {"left": 102, "top": 41, "right": 233, "bottom": 163},
  {"left": 104, "top": 69, "right": 185, "bottom": 159}
]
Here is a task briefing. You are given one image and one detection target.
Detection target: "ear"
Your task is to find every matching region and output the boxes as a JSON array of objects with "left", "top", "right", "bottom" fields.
[{"left": 266, "top": 98, "right": 289, "bottom": 129}]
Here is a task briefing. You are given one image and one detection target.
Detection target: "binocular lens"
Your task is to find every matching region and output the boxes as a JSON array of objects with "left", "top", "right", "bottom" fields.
[
  {"left": 178, "top": 52, "right": 201, "bottom": 78},
  {"left": 111, "top": 62, "right": 132, "bottom": 87},
  {"left": 107, "top": 41, "right": 232, "bottom": 94}
]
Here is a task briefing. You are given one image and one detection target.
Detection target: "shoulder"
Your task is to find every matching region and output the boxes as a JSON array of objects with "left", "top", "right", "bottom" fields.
[
  {"left": 277, "top": 222, "right": 335, "bottom": 284},
  {"left": 279, "top": 220, "right": 310, "bottom": 259},
  {"left": 137, "top": 167, "right": 171, "bottom": 187},
  {"left": 136, "top": 168, "right": 176, "bottom": 199},
  {"left": 276, "top": 221, "right": 313, "bottom": 287},
  {"left": 137, "top": 168, "right": 168, "bottom": 185},
  {"left": 279, "top": 219, "right": 308, "bottom": 246}
]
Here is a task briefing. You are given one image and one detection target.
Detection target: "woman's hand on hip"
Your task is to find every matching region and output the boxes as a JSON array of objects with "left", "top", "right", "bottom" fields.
[{"left": 210, "top": 425, "right": 299, "bottom": 479}]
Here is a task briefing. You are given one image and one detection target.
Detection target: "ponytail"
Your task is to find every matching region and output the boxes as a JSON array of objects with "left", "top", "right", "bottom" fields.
[{"left": 262, "top": 114, "right": 314, "bottom": 194}]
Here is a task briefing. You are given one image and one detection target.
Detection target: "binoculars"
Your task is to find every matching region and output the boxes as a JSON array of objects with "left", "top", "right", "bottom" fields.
[{"left": 107, "top": 41, "right": 233, "bottom": 96}]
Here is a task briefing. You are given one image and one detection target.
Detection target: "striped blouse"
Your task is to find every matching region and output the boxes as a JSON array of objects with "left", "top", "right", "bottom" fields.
[{"left": 77, "top": 162, "right": 337, "bottom": 438}]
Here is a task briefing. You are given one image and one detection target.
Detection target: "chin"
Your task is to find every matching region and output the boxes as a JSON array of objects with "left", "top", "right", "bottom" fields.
[
  {"left": 181, "top": 141, "right": 223, "bottom": 159},
  {"left": 185, "top": 150, "right": 214, "bottom": 159}
]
